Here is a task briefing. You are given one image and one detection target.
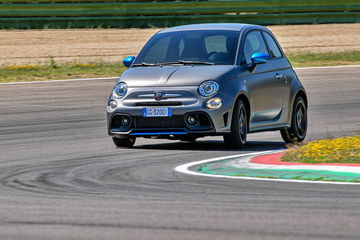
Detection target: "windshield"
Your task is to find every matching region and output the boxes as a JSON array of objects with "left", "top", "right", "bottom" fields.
[{"left": 133, "top": 30, "right": 240, "bottom": 66}]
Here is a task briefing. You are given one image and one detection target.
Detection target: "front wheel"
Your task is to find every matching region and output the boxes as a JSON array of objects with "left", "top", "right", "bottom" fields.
[
  {"left": 112, "top": 136, "right": 136, "bottom": 148},
  {"left": 223, "top": 99, "right": 247, "bottom": 148},
  {"left": 280, "top": 96, "right": 307, "bottom": 143}
]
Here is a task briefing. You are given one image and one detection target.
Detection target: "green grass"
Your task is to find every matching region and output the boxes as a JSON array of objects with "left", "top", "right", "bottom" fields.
[
  {"left": 0, "top": 63, "right": 126, "bottom": 83},
  {"left": 287, "top": 50, "right": 360, "bottom": 67},
  {"left": 1, "top": 51, "right": 360, "bottom": 83}
]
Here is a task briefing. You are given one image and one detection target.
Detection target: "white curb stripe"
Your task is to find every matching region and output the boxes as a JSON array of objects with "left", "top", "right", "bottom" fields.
[
  {"left": 228, "top": 155, "right": 360, "bottom": 173},
  {"left": 0, "top": 64, "right": 359, "bottom": 86},
  {"left": 174, "top": 150, "right": 360, "bottom": 185}
]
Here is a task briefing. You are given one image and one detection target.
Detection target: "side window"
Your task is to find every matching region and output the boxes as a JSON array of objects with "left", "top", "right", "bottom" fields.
[
  {"left": 204, "top": 35, "right": 227, "bottom": 54},
  {"left": 241, "top": 31, "right": 269, "bottom": 65},
  {"left": 143, "top": 36, "right": 171, "bottom": 63},
  {"left": 263, "top": 32, "right": 282, "bottom": 58}
]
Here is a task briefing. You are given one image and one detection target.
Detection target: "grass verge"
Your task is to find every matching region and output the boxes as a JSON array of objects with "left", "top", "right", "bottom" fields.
[
  {"left": 282, "top": 135, "right": 360, "bottom": 164},
  {"left": 287, "top": 50, "right": 360, "bottom": 67},
  {"left": 0, "top": 51, "right": 360, "bottom": 83},
  {"left": 0, "top": 63, "right": 126, "bottom": 83}
]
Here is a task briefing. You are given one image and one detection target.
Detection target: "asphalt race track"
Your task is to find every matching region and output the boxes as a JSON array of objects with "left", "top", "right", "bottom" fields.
[{"left": 0, "top": 66, "right": 359, "bottom": 240}]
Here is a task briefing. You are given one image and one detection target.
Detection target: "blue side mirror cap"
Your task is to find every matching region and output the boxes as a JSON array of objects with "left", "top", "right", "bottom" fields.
[
  {"left": 251, "top": 52, "right": 271, "bottom": 64},
  {"left": 123, "top": 56, "right": 135, "bottom": 67}
]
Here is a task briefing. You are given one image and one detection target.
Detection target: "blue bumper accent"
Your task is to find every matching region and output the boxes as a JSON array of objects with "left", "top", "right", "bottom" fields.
[{"left": 129, "top": 131, "right": 187, "bottom": 136}]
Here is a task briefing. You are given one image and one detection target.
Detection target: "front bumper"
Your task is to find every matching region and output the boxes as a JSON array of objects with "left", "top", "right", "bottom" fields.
[{"left": 107, "top": 87, "right": 234, "bottom": 138}]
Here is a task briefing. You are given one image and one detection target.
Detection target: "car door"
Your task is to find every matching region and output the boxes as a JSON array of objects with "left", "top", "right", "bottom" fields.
[
  {"left": 262, "top": 31, "right": 292, "bottom": 111},
  {"left": 240, "top": 30, "right": 284, "bottom": 123}
]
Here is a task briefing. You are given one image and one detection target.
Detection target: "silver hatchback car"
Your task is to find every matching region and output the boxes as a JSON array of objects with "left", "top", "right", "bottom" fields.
[{"left": 107, "top": 23, "right": 307, "bottom": 148}]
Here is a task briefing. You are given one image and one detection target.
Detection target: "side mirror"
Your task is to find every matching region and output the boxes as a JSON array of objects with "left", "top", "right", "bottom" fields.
[
  {"left": 123, "top": 56, "right": 135, "bottom": 67},
  {"left": 249, "top": 52, "right": 270, "bottom": 72}
]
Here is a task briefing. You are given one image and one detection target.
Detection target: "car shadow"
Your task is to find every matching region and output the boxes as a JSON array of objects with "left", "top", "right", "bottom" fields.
[{"left": 133, "top": 140, "right": 286, "bottom": 152}]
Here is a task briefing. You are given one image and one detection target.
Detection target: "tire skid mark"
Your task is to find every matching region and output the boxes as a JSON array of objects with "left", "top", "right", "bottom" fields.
[
  {"left": 0, "top": 151, "right": 199, "bottom": 196},
  {"left": 4, "top": 220, "right": 357, "bottom": 239}
]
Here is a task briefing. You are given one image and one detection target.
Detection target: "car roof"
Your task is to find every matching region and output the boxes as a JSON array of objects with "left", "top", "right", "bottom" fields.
[{"left": 159, "top": 23, "right": 267, "bottom": 33}]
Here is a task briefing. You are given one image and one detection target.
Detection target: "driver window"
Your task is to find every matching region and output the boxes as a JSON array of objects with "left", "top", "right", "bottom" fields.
[
  {"left": 204, "top": 35, "right": 227, "bottom": 54},
  {"left": 241, "top": 31, "right": 269, "bottom": 65}
]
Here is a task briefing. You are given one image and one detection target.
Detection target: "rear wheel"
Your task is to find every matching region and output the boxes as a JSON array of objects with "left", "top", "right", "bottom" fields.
[
  {"left": 112, "top": 137, "right": 136, "bottom": 148},
  {"left": 223, "top": 99, "right": 247, "bottom": 148},
  {"left": 280, "top": 96, "right": 307, "bottom": 143}
]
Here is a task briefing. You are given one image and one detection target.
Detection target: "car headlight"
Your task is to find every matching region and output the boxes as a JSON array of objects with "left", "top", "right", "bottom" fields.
[
  {"left": 206, "top": 98, "right": 223, "bottom": 109},
  {"left": 113, "top": 82, "right": 127, "bottom": 99},
  {"left": 198, "top": 81, "right": 219, "bottom": 97},
  {"left": 107, "top": 100, "right": 118, "bottom": 112}
]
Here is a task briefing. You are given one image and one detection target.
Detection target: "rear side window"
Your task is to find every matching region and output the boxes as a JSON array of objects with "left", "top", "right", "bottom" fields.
[
  {"left": 263, "top": 32, "right": 282, "bottom": 58},
  {"left": 241, "top": 31, "right": 269, "bottom": 65}
]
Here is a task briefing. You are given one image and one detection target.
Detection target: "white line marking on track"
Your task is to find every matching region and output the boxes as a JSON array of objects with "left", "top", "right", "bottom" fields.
[
  {"left": 0, "top": 77, "right": 117, "bottom": 86},
  {"left": 295, "top": 64, "right": 360, "bottom": 70},
  {"left": 174, "top": 150, "right": 360, "bottom": 185},
  {"left": 0, "top": 64, "right": 359, "bottom": 86}
]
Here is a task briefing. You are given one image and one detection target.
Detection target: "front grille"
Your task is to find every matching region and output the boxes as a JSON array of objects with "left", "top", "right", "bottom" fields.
[
  {"left": 135, "top": 101, "right": 182, "bottom": 106},
  {"left": 134, "top": 116, "right": 186, "bottom": 128}
]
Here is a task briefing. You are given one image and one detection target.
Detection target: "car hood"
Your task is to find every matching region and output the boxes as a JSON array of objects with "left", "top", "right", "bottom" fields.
[{"left": 118, "top": 65, "right": 236, "bottom": 87}]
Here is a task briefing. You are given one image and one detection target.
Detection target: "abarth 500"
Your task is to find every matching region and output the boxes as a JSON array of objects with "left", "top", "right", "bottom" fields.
[{"left": 107, "top": 23, "right": 308, "bottom": 148}]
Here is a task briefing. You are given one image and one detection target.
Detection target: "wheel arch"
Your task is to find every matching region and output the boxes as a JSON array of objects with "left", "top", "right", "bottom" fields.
[
  {"left": 295, "top": 89, "right": 308, "bottom": 109},
  {"left": 235, "top": 93, "right": 251, "bottom": 130},
  {"left": 286, "top": 88, "right": 308, "bottom": 128}
]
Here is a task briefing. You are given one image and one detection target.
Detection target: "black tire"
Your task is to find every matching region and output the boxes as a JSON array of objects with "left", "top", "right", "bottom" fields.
[
  {"left": 280, "top": 96, "right": 307, "bottom": 143},
  {"left": 223, "top": 99, "right": 247, "bottom": 148},
  {"left": 112, "top": 137, "right": 136, "bottom": 148}
]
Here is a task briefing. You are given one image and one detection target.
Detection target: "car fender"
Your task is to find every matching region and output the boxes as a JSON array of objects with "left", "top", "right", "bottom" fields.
[
  {"left": 286, "top": 71, "right": 307, "bottom": 125},
  {"left": 219, "top": 77, "right": 250, "bottom": 126}
]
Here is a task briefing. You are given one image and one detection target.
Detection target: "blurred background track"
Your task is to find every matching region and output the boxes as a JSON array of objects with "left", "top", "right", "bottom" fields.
[
  {"left": 1, "top": 23, "right": 360, "bottom": 66},
  {"left": 1, "top": 0, "right": 360, "bottom": 29}
]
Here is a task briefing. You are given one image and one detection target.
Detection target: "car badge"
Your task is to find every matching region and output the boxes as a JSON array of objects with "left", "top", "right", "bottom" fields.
[{"left": 154, "top": 91, "right": 165, "bottom": 101}]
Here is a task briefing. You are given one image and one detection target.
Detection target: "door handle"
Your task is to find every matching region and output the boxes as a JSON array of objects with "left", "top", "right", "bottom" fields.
[{"left": 275, "top": 73, "right": 284, "bottom": 80}]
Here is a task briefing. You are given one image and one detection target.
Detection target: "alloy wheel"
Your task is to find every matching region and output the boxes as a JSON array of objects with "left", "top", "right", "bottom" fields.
[
  {"left": 238, "top": 105, "right": 247, "bottom": 143},
  {"left": 294, "top": 102, "right": 307, "bottom": 139}
]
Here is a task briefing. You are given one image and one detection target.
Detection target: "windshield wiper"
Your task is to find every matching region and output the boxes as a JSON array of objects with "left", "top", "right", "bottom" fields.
[
  {"left": 133, "top": 60, "right": 216, "bottom": 67},
  {"left": 159, "top": 60, "right": 216, "bottom": 65},
  {"left": 132, "top": 62, "right": 160, "bottom": 67}
]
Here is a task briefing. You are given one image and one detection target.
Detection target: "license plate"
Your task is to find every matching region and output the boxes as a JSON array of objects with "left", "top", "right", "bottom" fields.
[{"left": 143, "top": 107, "right": 172, "bottom": 117}]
